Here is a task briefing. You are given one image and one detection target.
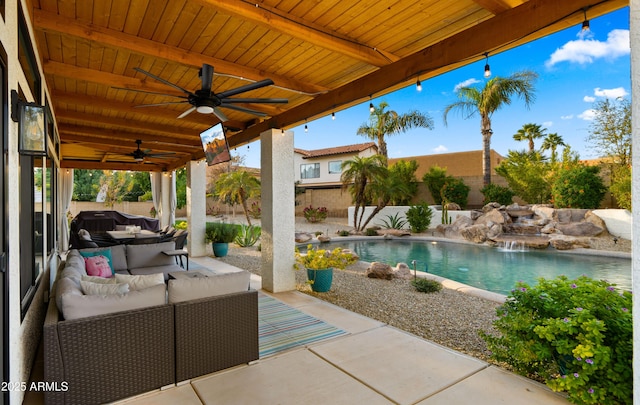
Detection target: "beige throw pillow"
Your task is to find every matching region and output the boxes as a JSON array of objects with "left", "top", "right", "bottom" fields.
[
  {"left": 80, "top": 280, "right": 129, "bottom": 295},
  {"left": 115, "top": 273, "right": 165, "bottom": 291}
]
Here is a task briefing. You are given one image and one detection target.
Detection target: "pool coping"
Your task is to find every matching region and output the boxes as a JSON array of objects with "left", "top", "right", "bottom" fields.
[{"left": 297, "top": 235, "right": 631, "bottom": 304}]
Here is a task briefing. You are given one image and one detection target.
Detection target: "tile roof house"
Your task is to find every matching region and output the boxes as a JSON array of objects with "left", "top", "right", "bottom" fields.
[{"left": 294, "top": 142, "right": 378, "bottom": 188}]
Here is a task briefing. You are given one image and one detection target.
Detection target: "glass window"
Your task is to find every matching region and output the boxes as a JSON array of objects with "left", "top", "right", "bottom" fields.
[
  {"left": 328, "top": 160, "right": 342, "bottom": 174},
  {"left": 300, "top": 163, "right": 320, "bottom": 179}
]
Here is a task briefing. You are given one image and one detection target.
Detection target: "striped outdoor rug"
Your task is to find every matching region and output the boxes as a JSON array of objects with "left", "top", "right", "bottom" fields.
[{"left": 258, "top": 293, "right": 348, "bottom": 357}]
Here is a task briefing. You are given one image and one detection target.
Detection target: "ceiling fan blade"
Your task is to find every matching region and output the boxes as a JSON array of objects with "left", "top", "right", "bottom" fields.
[
  {"left": 200, "top": 64, "right": 214, "bottom": 92},
  {"left": 220, "top": 104, "right": 267, "bottom": 117},
  {"left": 221, "top": 98, "right": 288, "bottom": 104},
  {"left": 177, "top": 106, "right": 196, "bottom": 119},
  {"left": 134, "top": 67, "right": 194, "bottom": 96},
  {"left": 112, "top": 86, "right": 185, "bottom": 98},
  {"left": 134, "top": 101, "right": 190, "bottom": 108},
  {"left": 146, "top": 152, "right": 176, "bottom": 158},
  {"left": 217, "top": 79, "right": 274, "bottom": 98},
  {"left": 212, "top": 107, "right": 228, "bottom": 122}
]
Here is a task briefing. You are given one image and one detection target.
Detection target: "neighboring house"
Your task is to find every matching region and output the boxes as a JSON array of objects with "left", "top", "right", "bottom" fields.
[{"left": 294, "top": 142, "right": 378, "bottom": 186}]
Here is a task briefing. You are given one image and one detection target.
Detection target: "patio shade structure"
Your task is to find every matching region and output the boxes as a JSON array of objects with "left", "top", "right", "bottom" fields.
[{"left": 30, "top": 0, "right": 627, "bottom": 172}]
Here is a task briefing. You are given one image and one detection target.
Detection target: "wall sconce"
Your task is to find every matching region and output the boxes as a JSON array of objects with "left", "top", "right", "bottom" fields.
[{"left": 12, "top": 91, "right": 46, "bottom": 155}]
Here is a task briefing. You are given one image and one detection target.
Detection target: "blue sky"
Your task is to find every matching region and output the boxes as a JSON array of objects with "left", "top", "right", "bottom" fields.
[{"left": 233, "top": 7, "right": 630, "bottom": 169}]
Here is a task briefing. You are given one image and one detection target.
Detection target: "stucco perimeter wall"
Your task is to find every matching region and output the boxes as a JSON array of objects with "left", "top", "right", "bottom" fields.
[
  {"left": 348, "top": 206, "right": 472, "bottom": 229},
  {"left": 593, "top": 209, "right": 632, "bottom": 240},
  {"left": 296, "top": 188, "right": 352, "bottom": 217}
]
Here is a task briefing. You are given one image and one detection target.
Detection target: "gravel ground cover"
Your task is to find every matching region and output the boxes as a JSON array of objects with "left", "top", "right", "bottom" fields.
[{"left": 210, "top": 216, "right": 631, "bottom": 363}]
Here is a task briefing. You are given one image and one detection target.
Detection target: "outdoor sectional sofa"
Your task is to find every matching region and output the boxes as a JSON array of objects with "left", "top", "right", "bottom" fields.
[{"left": 44, "top": 242, "right": 259, "bottom": 405}]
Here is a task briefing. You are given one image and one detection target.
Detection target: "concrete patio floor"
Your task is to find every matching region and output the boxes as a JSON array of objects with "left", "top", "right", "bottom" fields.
[{"left": 112, "top": 256, "right": 569, "bottom": 405}]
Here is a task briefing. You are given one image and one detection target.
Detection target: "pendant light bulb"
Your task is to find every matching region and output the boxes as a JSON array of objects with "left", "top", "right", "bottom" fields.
[
  {"left": 304, "top": 124, "right": 308, "bottom": 133},
  {"left": 331, "top": 112, "right": 335, "bottom": 120},
  {"left": 416, "top": 78, "right": 422, "bottom": 92},
  {"left": 581, "top": 8, "right": 590, "bottom": 31},
  {"left": 483, "top": 52, "right": 491, "bottom": 79},
  {"left": 369, "top": 102, "right": 374, "bottom": 113}
]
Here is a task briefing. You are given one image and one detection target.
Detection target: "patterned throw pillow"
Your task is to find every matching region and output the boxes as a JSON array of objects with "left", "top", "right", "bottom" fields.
[
  {"left": 84, "top": 255, "right": 112, "bottom": 278},
  {"left": 79, "top": 249, "right": 114, "bottom": 275}
]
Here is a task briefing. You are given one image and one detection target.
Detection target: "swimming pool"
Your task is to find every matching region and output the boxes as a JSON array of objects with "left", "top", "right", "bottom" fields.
[{"left": 315, "top": 239, "right": 632, "bottom": 295}]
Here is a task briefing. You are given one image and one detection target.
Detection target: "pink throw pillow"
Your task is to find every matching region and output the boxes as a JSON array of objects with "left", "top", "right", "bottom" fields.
[{"left": 84, "top": 255, "right": 112, "bottom": 278}]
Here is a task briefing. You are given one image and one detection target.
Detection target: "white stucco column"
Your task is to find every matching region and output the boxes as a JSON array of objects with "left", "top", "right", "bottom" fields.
[
  {"left": 160, "top": 172, "right": 172, "bottom": 228},
  {"left": 261, "top": 129, "right": 296, "bottom": 292},
  {"left": 186, "top": 161, "right": 207, "bottom": 257},
  {"left": 630, "top": 1, "right": 639, "bottom": 402}
]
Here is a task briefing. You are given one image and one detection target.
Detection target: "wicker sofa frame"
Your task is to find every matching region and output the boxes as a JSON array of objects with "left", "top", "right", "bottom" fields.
[{"left": 44, "top": 288, "right": 258, "bottom": 405}]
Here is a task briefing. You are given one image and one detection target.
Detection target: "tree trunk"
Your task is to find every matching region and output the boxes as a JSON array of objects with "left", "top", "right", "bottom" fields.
[{"left": 481, "top": 115, "right": 493, "bottom": 186}]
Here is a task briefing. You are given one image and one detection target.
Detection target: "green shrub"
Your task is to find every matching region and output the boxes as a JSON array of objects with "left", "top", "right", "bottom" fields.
[
  {"left": 205, "top": 222, "right": 240, "bottom": 243},
  {"left": 422, "top": 166, "right": 449, "bottom": 205},
  {"left": 174, "top": 220, "right": 187, "bottom": 230},
  {"left": 380, "top": 213, "right": 407, "bottom": 229},
  {"left": 388, "top": 160, "right": 419, "bottom": 205},
  {"left": 481, "top": 276, "right": 631, "bottom": 405},
  {"left": 338, "top": 230, "right": 350, "bottom": 236},
  {"left": 365, "top": 228, "right": 378, "bottom": 236},
  {"left": 610, "top": 165, "right": 631, "bottom": 210},
  {"left": 405, "top": 203, "right": 433, "bottom": 233},
  {"left": 441, "top": 178, "right": 470, "bottom": 209},
  {"left": 480, "top": 184, "right": 515, "bottom": 206},
  {"left": 411, "top": 278, "right": 442, "bottom": 293},
  {"left": 552, "top": 165, "right": 606, "bottom": 208},
  {"left": 234, "top": 224, "right": 261, "bottom": 247}
]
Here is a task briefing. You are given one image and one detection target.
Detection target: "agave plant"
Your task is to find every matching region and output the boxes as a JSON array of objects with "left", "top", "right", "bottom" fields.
[
  {"left": 234, "top": 224, "right": 261, "bottom": 247},
  {"left": 380, "top": 213, "right": 407, "bottom": 230}
]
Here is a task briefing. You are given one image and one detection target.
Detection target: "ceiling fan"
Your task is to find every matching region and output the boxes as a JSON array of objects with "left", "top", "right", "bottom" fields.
[
  {"left": 128, "top": 140, "right": 175, "bottom": 162},
  {"left": 123, "top": 64, "right": 288, "bottom": 121}
]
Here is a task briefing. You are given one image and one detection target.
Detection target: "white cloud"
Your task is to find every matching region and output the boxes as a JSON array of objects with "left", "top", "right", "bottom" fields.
[
  {"left": 561, "top": 115, "right": 574, "bottom": 120},
  {"left": 545, "top": 29, "right": 629, "bottom": 67},
  {"left": 453, "top": 78, "right": 480, "bottom": 92},
  {"left": 583, "top": 95, "right": 596, "bottom": 102},
  {"left": 594, "top": 87, "right": 628, "bottom": 98},
  {"left": 578, "top": 109, "right": 597, "bottom": 121},
  {"left": 543, "top": 121, "right": 553, "bottom": 128},
  {"left": 433, "top": 145, "right": 448, "bottom": 153}
]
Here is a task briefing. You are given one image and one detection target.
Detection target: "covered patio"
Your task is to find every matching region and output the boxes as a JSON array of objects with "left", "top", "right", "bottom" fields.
[{"left": 2, "top": 1, "right": 638, "bottom": 404}]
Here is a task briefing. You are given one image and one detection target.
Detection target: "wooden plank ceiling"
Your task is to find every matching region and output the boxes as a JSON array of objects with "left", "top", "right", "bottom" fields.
[{"left": 29, "top": 0, "right": 627, "bottom": 171}]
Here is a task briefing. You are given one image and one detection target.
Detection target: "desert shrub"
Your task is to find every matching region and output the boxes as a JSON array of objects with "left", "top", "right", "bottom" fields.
[
  {"left": 205, "top": 222, "right": 240, "bottom": 243},
  {"left": 441, "top": 178, "right": 470, "bottom": 209},
  {"left": 380, "top": 213, "right": 407, "bottom": 229},
  {"left": 303, "top": 205, "right": 328, "bottom": 223},
  {"left": 551, "top": 165, "right": 606, "bottom": 209},
  {"left": 337, "top": 230, "right": 350, "bottom": 236},
  {"left": 480, "top": 184, "right": 515, "bottom": 206},
  {"left": 388, "top": 160, "right": 419, "bottom": 205},
  {"left": 234, "top": 224, "right": 261, "bottom": 247},
  {"left": 481, "top": 275, "right": 631, "bottom": 405},
  {"left": 405, "top": 203, "right": 433, "bottom": 233},
  {"left": 411, "top": 278, "right": 442, "bottom": 293},
  {"left": 365, "top": 228, "right": 378, "bottom": 236}
]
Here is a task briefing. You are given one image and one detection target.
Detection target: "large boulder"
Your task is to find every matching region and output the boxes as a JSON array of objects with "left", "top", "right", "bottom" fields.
[
  {"left": 393, "top": 262, "right": 412, "bottom": 280},
  {"left": 532, "top": 205, "right": 555, "bottom": 221},
  {"left": 460, "top": 224, "right": 489, "bottom": 243},
  {"left": 555, "top": 221, "right": 604, "bottom": 237},
  {"left": 555, "top": 209, "right": 589, "bottom": 223},
  {"left": 451, "top": 215, "right": 474, "bottom": 229},
  {"left": 585, "top": 211, "right": 609, "bottom": 235},
  {"left": 295, "top": 232, "right": 313, "bottom": 243},
  {"left": 486, "top": 223, "right": 503, "bottom": 239},
  {"left": 549, "top": 235, "right": 592, "bottom": 250},
  {"left": 476, "top": 209, "right": 510, "bottom": 226},
  {"left": 366, "top": 262, "right": 394, "bottom": 280},
  {"left": 482, "top": 202, "right": 502, "bottom": 212}
]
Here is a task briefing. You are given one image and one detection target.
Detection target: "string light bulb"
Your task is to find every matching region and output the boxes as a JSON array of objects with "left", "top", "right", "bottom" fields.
[
  {"left": 416, "top": 78, "right": 422, "bottom": 92},
  {"left": 581, "top": 8, "right": 590, "bottom": 31},
  {"left": 304, "top": 123, "right": 308, "bottom": 133},
  {"left": 483, "top": 52, "right": 491, "bottom": 79},
  {"left": 331, "top": 112, "right": 335, "bottom": 120}
]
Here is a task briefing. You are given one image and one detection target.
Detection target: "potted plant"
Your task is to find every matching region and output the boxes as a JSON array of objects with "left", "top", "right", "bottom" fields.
[
  {"left": 205, "top": 222, "right": 239, "bottom": 257},
  {"left": 294, "top": 244, "right": 358, "bottom": 292}
]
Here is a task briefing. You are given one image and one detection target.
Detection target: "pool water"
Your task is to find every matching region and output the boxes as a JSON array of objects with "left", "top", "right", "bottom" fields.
[{"left": 315, "top": 240, "right": 632, "bottom": 295}]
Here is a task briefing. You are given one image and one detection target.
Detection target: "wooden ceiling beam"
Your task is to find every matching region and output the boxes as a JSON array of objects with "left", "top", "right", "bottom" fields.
[
  {"left": 228, "top": 0, "right": 627, "bottom": 147},
  {"left": 50, "top": 90, "right": 241, "bottom": 128},
  {"left": 60, "top": 133, "right": 201, "bottom": 154},
  {"left": 194, "top": 0, "right": 399, "bottom": 66},
  {"left": 470, "top": 0, "right": 519, "bottom": 15},
  {"left": 58, "top": 124, "right": 202, "bottom": 147},
  {"left": 32, "top": 9, "right": 327, "bottom": 95},
  {"left": 60, "top": 159, "right": 170, "bottom": 172},
  {"left": 55, "top": 109, "right": 203, "bottom": 138}
]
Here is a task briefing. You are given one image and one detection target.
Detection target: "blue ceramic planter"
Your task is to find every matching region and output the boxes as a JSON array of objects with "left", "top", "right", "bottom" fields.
[{"left": 306, "top": 267, "right": 333, "bottom": 292}]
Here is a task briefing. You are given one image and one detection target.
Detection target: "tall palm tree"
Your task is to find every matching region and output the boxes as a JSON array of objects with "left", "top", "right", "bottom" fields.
[
  {"left": 513, "top": 123, "right": 546, "bottom": 152},
  {"left": 443, "top": 70, "right": 538, "bottom": 185},
  {"left": 356, "top": 101, "right": 433, "bottom": 163},
  {"left": 214, "top": 170, "right": 261, "bottom": 226},
  {"left": 340, "top": 155, "right": 387, "bottom": 231},
  {"left": 540, "top": 132, "right": 566, "bottom": 163}
]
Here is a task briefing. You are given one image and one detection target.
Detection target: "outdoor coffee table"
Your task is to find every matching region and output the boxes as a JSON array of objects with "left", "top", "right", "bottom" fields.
[{"left": 168, "top": 270, "right": 210, "bottom": 280}]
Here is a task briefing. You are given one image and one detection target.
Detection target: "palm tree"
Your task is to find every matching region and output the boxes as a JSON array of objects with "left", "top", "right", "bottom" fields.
[
  {"left": 443, "top": 70, "right": 538, "bottom": 185},
  {"left": 513, "top": 123, "right": 546, "bottom": 153},
  {"left": 356, "top": 101, "right": 433, "bottom": 163},
  {"left": 340, "top": 155, "right": 387, "bottom": 231},
  {"left": 540, "top": 132, "right": 566, "bottom": 163},
  {"left": 214, "top": 170, "right": 261, "bottom": 226}
]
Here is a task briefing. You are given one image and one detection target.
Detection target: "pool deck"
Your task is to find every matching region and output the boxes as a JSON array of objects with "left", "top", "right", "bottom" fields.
[{"left": 112, "top": 255, "right": 570, "bottom": 405}]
